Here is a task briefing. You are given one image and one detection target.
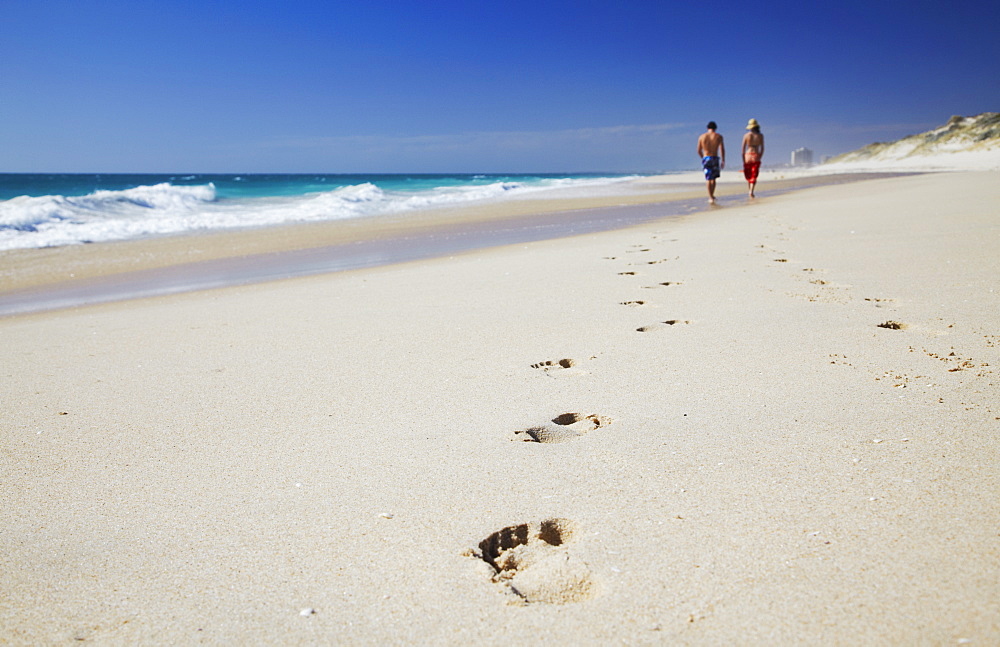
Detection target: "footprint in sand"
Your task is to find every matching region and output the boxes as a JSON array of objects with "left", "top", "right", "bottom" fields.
[
  {"left": 618, "top": 271, "right": 637, "bottom": 276},
  {"left": 877, "top": 320, "right": 907, "bottom": 330},
  {"left": 865, "top": 297, "right": 898, "bottom": 309},
  {"left": 530, "top": 359, "right": 588, "bottom": 378},
  {"left": 531, "top": 358, "right": 576, "bottom": 371},
  {"left": 642, "top": 281, "right": 682, "bottom": 289},
  {"left": 514, "top": 412, "right": 611, "bottom": 443},
  {"left": 629, "top": 258, "right": 677, "bottom": 266},
  {"left": 636, "top": 320, "right": 691, "bottom": 332},
  {"left": 790, "top": 270, "right": 853, "bottom": 304},
  {"left": 470, "top": 518, "right": 596, "bottom": 604},
  {"left": 620, "top": 300, "right": 647, "bottom": 307},
  {"left": 531, "top": 357, "right": 597, "bottom": 377}
]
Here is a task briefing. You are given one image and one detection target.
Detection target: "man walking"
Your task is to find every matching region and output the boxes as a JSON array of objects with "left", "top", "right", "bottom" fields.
[{"left": 697, "top": 121, "right": 725, "bottom": 204}]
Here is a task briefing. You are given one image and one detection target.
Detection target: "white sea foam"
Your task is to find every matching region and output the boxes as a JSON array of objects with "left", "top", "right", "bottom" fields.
[
  {"left": 0, "top": 183, "right": 219, "bottom": 250},
  {"left": 0, "top": 176, "right": 638, "bottom": 251}
]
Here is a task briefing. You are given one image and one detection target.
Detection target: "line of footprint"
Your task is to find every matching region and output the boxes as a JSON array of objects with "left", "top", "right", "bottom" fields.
[
  {"left": 762, "top": 229, "right": 997, "bottom": 417},
  {"left": 612, "top": 241, "right": 691, "bottom": 333},
  {"left": 467, "top": 236, "right": 688, "bottom": 605},
  {"left": 471, "top": 223, "right": 992, "bottom": 605}
]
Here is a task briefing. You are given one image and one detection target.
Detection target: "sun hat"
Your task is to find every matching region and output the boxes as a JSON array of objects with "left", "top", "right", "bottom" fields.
[{"left": 746, "top": 118, "right": 760, "bottom": 130}]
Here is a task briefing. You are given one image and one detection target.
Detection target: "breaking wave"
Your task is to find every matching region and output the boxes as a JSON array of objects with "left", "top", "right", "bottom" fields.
[{"left": 0, "top": 175, "right": 636, "bottom": 251}]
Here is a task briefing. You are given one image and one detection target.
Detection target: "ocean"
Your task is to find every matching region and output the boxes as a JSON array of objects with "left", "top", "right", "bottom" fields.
[{"left": 0, "top": 173, "right": 642, "bottom": 252}]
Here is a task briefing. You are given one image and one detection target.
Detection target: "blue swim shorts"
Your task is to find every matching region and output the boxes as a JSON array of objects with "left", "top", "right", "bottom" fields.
[{"left": 702, "top": 156, "right": 721, "bottom": 180}]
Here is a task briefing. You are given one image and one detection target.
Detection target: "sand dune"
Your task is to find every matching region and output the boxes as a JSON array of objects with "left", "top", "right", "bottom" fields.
[{"left": 823, "top": 112, "right": 1000, "bottom": 171}]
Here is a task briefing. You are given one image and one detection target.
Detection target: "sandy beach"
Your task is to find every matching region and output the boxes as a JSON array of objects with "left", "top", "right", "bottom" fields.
[
  {"left": 0, "top": 172, "right": 893, "bottom": 316},
  {"left": 2, "top": 171, "right": 998, "bottom": 644}
]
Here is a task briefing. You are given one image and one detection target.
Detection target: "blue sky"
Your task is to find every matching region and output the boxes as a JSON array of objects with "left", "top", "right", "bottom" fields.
[{"left": 2, "top": 0, "right": 998, "bottom": 173}]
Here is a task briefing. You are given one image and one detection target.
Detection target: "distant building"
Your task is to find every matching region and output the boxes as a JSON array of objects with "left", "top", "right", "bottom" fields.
[{"left": 791, "top": 147, "right": 814, "bottom": 167}]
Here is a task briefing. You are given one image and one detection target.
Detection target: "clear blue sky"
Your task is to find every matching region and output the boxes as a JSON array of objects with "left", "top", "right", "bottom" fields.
[{"left": 2, "top": 0, "right": 998, "bottom": 173}]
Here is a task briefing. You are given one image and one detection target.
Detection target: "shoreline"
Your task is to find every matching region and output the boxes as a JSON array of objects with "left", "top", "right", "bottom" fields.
[{"left": 0, "top": 172, "right": 908, "bottom": 316}]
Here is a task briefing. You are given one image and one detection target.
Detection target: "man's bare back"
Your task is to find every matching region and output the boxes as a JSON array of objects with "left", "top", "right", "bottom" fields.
[{"left": 698, "top": 131, "right": 725, "bottom": 158}]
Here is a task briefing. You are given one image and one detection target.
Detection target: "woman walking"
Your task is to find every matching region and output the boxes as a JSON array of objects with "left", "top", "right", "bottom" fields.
[{"left": 742, "top": 119, "right": 764, "bottom": 198}]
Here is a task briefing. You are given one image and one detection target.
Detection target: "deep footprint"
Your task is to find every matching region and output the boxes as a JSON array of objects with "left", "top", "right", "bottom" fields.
[
  {"left": 515, "top": 412, "right": 611, "bottom": 443},
  {"left": 472, "top": 518, "right": 596, "bottom": 604}
]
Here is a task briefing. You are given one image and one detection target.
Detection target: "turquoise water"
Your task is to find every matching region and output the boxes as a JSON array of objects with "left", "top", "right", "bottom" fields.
[
  {"left": 0, "top": 173, "right": 636, "bottom": 201},
  {"left": 0, "top": 173, "right": 640, "bottom": 250}
]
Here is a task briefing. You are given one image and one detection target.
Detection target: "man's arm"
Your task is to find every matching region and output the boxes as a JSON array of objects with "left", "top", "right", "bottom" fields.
[{"left": 720, "top": 137, "right": 726, "bottom": 168}]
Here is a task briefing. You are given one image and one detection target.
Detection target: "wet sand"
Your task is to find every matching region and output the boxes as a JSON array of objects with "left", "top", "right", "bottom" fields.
[{"left": 0, "top": 172, "right": 903, "bottom": 316}]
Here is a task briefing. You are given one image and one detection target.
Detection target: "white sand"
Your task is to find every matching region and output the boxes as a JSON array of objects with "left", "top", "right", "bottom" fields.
[
  {"left": 1, "top": 172, "right": 998, "bottom": 644},
  {"left": 821, "top": 147, "right": 1000, "bottom": 173}
]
